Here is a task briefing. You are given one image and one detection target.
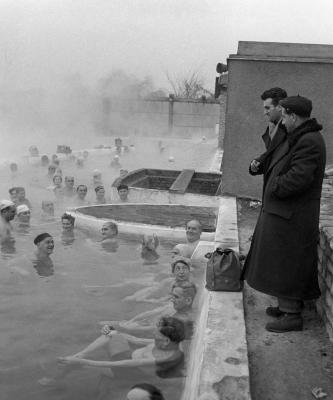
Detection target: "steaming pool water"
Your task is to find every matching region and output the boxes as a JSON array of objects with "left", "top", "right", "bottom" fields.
[{"left": 0, "top": 135, "right": 217, "bottom": 400}]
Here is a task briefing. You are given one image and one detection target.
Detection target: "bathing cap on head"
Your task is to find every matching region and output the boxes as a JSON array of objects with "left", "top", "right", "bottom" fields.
[
  {"left": 0, "top": 199, "right": 15, "bottom": 211},
  {"left": 17, "top": 204, "right": 30, "bottom": 214},
  {"left": 171, "top": 256, "right": 192, "bottom": 272},
  {"left": 93, "top": 169, "right": 101, "bottom": 176},
  {"left": 34, "top": 232, "right": 52, "bottom": 245}
]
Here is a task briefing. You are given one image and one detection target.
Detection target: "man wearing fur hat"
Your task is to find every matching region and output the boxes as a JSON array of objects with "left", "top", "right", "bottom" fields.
[{"left": 243, "top": 95, "right": 326, "bottom": 333}]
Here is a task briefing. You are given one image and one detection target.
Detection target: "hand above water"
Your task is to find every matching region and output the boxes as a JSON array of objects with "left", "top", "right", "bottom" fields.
[{"left": 99, "top": 320, "right": 120, "bottom": 330}]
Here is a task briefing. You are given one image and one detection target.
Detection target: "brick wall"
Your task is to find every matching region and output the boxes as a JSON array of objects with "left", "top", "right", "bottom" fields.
[{"left": 316, "top": 171, "right": 333, "bottom": 339}]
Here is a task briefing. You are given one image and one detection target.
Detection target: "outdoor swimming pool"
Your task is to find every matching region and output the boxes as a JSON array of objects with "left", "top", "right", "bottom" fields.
[{"left": 0, "top": 136, "right": 216, "bottom": 400}]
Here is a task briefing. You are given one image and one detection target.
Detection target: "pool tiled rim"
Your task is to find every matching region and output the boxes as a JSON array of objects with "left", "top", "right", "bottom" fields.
[{"left": 182, "top": 196, "right": 251, "bottom": 400}]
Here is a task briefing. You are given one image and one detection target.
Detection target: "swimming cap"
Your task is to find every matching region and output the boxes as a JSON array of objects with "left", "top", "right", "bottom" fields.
[
  {"left": 34, "top": 232, "right": 52, "bottom": 245},
  {"left": 0, "top": 200, "right": 15, "bottom": 211},
  {"left": 171, "top": 256, "right": 192, "bottom": 272},
  {"left": 17, "top": 204, "right": 30, "bottom": 214}
]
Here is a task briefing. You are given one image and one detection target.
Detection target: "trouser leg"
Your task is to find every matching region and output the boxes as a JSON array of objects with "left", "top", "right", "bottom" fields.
[{"left": 278, "top": 298, "right": 303, "bottom": 313}]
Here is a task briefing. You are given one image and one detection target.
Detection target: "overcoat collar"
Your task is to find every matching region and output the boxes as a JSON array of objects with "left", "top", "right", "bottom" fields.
[{"left": 265, "top": 118, "right": 322, "bottom": 176}]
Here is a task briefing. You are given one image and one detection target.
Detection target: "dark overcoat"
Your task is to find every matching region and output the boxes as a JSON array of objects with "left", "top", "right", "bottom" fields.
[{"left": 243, "top": 118, "right": 326, "bottom": 300}]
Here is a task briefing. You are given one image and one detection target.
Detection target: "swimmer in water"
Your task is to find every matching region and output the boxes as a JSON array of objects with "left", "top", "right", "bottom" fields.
[
  {"left": 127, "top": 383, "right": 165, "bottom": 400},
  {"left": 107, "top": 282, "right": 197, "bottom": 341},
  {"left": 94, "top": 185, "right": 107, "bottom": 204},
  {"left": 16, "top": 205, "right": 31, "bottom": 226},
  {"left": 8, "top": 187, "right": 18, "bottom": 204},
  {"left": 141, "top": 234, "right": 159, "bottom": 264},
  {"left": 101, "top": 221, "right": 118, "bottom": 252},
  {"left": 116, "top": 184, "right": 129, "bottom": 203},
  {"left": 0, "top": 200, "right": 16, "bottom": 242},
  {"left": 32, "top": 233, "right": 55, "bottom": 277},
  {"left": 47, "top": 165, "right": 57, "bottom": 179},
  {"left": 75, "top": 185, "right": 89, "bottom": 206},
  {"left": 76, "top": 157, "right": 84, "bottom": 168},
  {"left": 61, "top": 213, "right": 75, "bottom": 232},
  {"left": 41, "top": 200, "right": 55, "bottom": 220},
  {"left": 16, "top": 187, "right": 32, "bottom": 209},
  {"left": 180, "top": 220, "right": 202, "bottom": 258},
  {"left": 83, "top": 150, "right": 89, "bottom": 160},
  {"left": 119, "top": 169, "right": 128, "bottom": 179},
  {"left": 55, "top": 167, "right": 62, "bottom": 176},
  {"left": 41, "top": 155, "right": 49, "bottom": 167},
  {"left": 92, "top": 170, "right": 103, "bottom": 189},
  {"left": 29, "top": 145, "right": 39, "bottom": 157},
  {"left": 63, "top": 176, "right": 76, "bottom": 198},
  {"left": 52, "top": 175, "right": 64, "bottom": 200},
  {"left": 61, "top": 213, "right": 75, "bottom": 246},
  {"left": 41, "top": 316, "right": 185, "bottom": 389},
  {"left": 9, "top": 163, "right": 18, "bottom": 179},
  {"left": 122, "top": 256, "right": 193, "bottom": 305},
  {"left": 171, "top": 257, "right": 192, "bottom": 288},
  {"left": 110, "top": 154, "right": 121, "bottom": 168}
]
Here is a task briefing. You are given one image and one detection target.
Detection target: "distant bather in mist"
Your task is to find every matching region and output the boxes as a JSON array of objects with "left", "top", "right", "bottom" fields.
[{"left": 141, "top": 234, "right": 160, "bottom": 264}]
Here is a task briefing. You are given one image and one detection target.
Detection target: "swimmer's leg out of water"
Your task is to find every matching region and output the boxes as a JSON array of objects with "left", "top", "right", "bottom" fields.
[{"left": 39, "top": 332, "right": 130, "bottom": 386}]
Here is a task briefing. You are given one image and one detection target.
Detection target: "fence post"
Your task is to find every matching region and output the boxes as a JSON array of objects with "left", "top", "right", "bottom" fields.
[
  {"left": 168, "top": 94, "right": 174, "bottom": 135},
  {"left": 218, "top": 92, "right": 227, "bottom": 149}
]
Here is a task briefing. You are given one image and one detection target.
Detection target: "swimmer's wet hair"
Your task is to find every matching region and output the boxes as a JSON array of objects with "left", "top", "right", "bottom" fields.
[
  {"left": 8, "top": 187, "right": 18, "bottom": 195},
  {"left": 76, "top": 184, "right": 88, "bottom": 191},
  {"left": 61, "top": 213, "right": 75, "bottom": 224},
  {"left": 103, "top": 221, "right": 118, "bottom": 235},
  {"left": 172, "top": 281, "right": 197, "bottom": 301},
  {"left": 158, "top": 316, "right": 185, "bottom": 343},
  {"left": 94, "top": 185, "right": 105, "bottom": 193},
  {"left": 130, "top": 383, "right": 165, "bottom": 400},
  {"left": 34, "top": 232, "right": 52, "bottom": 245},
  {"left": 117, "top": 184, "right": 128, "bottom": 191}
]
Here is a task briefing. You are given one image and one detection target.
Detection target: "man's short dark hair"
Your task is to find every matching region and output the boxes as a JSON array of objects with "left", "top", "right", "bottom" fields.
[
  {"left": 261, "top": 87, "right": 288, "bottom": 106},
  {"left": 172, "top": 281, "right": 197, "bottom": 302},
  {"left": 8, "top": 187, "right": 18, "bottom": 195},
  {"left": 117, "top": 184, "right": 128, "bottom": 191},
  {"left": 61, "top": 213, "right": 75, "bottom": 224},
  {"left": 76, "top": 184, "right": 87, "bottom": 192},
  {"left": 158, "top": 316, "right": 185, "bottom": 343},
  {"left": 130, "top": 383, "right": 165, "bottom": 400}
]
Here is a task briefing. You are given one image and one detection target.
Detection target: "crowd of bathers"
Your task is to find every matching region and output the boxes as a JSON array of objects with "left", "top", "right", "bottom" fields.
[{"left": 0, "top": 148, "right": 205, "bottom": 400}]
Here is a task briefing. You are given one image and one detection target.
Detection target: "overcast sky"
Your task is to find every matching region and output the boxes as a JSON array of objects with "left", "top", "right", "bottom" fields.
[{"left": 1, "top": 0, "right": 333, "bottom": 92}]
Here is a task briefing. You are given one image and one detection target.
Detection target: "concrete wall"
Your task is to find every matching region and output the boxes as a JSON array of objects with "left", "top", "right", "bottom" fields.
[
  {"left": 101, "top": 97, "right": 222, "bottom": 139},
  {"left": 316, "top": 175, "right": 333, "bottom": 339},
  {"left": 221, "top": 55, "right": 333, "bottom": 199}
]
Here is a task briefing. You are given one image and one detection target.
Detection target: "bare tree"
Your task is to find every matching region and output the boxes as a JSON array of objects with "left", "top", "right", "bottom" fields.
[{"left": 166, "top": 70, "right": 214, "bottom": 99}]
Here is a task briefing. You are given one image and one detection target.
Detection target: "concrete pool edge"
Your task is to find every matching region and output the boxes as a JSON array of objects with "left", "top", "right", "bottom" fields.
[{"left": 182, "top": 196, "right": 251, "bottom": 400}]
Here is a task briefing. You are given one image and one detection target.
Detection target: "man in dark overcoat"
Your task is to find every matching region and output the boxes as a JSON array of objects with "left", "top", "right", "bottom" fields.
[{"left": 243, "top": 96, "right": 326, "bottom": 332}]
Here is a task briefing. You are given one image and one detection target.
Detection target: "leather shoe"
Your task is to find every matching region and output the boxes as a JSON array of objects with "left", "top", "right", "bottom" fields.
[
  {"left": 266, "top": 306, "right": 285, "bottom": 318},
  {"left": 265, "top": 313, "right": 303, "bottom": 333}
]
